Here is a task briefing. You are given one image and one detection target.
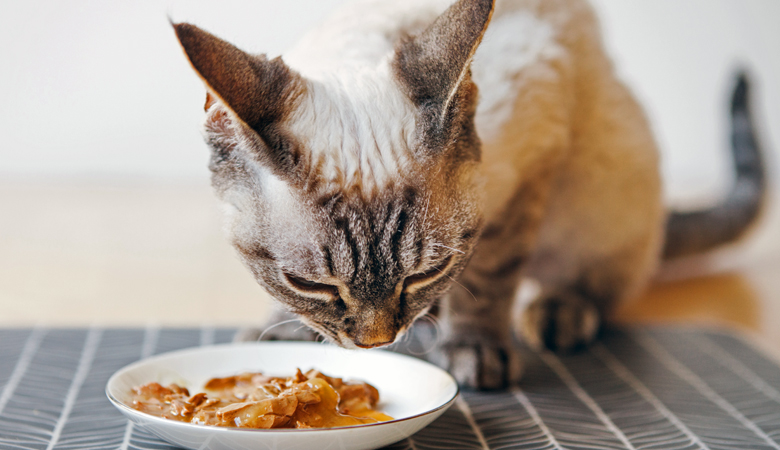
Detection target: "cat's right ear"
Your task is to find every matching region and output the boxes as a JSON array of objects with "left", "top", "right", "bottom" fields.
[
  {"left": 393, "top": 0, "right": 494, "bottom": 153},
  {"left": 173, "top": 22, "right": 306, "bottom": 181}
]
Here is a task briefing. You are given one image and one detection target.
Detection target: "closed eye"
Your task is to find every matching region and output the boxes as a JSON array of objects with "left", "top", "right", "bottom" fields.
[
  {"left": 282, "top": 272, "right": 339, "bottom": 298},
  {"left": 404, "top": 256, "right": 454, "bottom": 292}
]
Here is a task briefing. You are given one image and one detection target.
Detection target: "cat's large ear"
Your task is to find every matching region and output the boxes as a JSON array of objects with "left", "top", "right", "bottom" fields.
[
  {"left": 173, "top": 23, "right": 306, "bottom": 180},
  {"left": 393, "top": 0, "right": 494, "bottom": 151}
]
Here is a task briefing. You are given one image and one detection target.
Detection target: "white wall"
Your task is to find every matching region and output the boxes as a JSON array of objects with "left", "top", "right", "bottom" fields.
[
  {"left": 1, "top": 0, "right": 778, "bottom": 204},
  {"left": 0, "top": 0, "right": 346, "bottom": 178},
  {"left": 591, "top": 0, "right": 780, "bottom": 208}
]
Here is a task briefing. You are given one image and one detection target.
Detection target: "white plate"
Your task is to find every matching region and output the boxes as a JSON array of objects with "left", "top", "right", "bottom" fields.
[{"left": 106, "top": 342, "right": 458, "bottom": 450}]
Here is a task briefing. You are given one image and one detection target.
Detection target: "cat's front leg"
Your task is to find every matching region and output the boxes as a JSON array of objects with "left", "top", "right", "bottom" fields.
[
  {"left": 430, "top": 256, "right": 525, "bottom": 390},
  {"left": 234, "top": 308, "right": 319, "bottom": 343},
  {"left": 431, "top": 172, "right": 556, "bottom": 389}
]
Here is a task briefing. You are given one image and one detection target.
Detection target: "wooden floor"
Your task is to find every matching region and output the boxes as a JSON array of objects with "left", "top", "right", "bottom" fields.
[{"left": 2, "top": 180, "right": 779, "bottom": 350}]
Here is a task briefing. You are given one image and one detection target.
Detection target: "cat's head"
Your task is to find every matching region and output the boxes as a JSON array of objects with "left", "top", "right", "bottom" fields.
[{"left": 174, "top": 0, "right": 494, "bottom": 348}]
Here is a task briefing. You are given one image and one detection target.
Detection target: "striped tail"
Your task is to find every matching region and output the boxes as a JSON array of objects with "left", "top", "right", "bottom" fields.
[{"left": 663, "top": 72, "right": 766, "bottom": 259}]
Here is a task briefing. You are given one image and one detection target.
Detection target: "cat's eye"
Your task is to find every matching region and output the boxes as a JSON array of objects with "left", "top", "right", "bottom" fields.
[
  {"left": 404, "top": 256, "right": 453, "bottom": 292},
  {"left": 283, "top": 272, "right": 339, "bottom": 298}
]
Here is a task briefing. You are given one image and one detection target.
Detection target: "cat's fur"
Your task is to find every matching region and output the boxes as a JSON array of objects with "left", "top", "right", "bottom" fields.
[{"left": 174, "top": 0, "right": 765, "bottom": 389}]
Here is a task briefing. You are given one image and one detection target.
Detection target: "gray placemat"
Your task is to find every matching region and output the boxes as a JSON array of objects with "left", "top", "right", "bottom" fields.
[{"left": 1, "top": 325, "right": 779, "bottom": 450}]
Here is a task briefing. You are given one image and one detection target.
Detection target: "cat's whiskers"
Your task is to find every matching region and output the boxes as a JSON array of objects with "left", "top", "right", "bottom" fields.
[
  {"left": 295, "top": 317, "right": 338, "bottom": 345},
  {"left": 407, "top": 313, "right": 441, "bottom": 356},
  {"left": 434, "top": 266, "right": 478, "bottom": 303},
  {"left": 386, "top": 323, "right": 413, "bottom": 352},
  {"left": 423, "top": 313, "right": 442, "bottom": 340},
  {"left": 429, "top": 242, "right": 465, "bottom": 255},
  {"left": 313, "top": 328, "right": 333, "bottom": 344},
  {"left": 401, "top": 327, "right": 412, "bottom": 344},
  {"left": 257, "top": 318, "right": 301, "bottom": 341},
  {"left": 420, "top": 196, "right": 431, "bottom": 231}
]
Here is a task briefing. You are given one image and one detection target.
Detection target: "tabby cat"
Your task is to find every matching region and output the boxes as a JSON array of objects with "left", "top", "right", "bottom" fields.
[{"left": 173, "top": 0, "right": 764, "bottom": 389}]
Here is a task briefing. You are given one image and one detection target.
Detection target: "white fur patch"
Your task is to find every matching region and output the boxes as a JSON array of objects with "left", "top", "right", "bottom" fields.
[
  {"left": 279, "top": 1, "right": 565, "bottom": 197},
  {"left": 284, "top": 0, "right": 451, "bottom": 74},
  {"left": 471, "top": 9, "right": 563, "bottom": 142},
  {"left": 287, "top": 60, "right": 419, "bottom": 193}
]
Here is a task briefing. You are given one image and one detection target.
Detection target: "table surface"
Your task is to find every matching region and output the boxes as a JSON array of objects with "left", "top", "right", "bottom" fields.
[{"left": 2, "top": 325, "right": 780, "bottom": 450}]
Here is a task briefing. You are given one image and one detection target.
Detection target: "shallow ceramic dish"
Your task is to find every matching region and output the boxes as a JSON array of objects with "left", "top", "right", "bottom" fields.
[{"left": 106, "top": 342, "right": 458, "bottom": 450}]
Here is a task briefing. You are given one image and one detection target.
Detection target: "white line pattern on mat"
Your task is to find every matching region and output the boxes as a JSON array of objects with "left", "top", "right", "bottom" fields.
[
  {"left": 46, "top": 327, "right": 103, "bottom": 450},
  {"left": 0, "top": 327, "right": 46, "bottom": 416},
  {"left": 200, "top": 325, "right": 215, "bottom": 347},
  {"left": 635, "top": 331, "right": 780, "bottom": 450},
  {"left": 511, "top": 387, "right": 564, "bottom": 450},
  {"left": 119, "top": 421, "right": 135, "bottom": 450},
  {"left": 456, "top": 395, "right": 490, "bottom": 450},
  {"left": 540, "top": 351, "right": 637, "bottom": 450},
  {"left": 141, "top": 325, "right": 160, "bottom": 360},
  {"left": 591, "top": 343, "right": 710, "bottom": 450},
  {"left": 119, "top": 325, "right": 160, "bottom": 450},
  {"left": 695, "top": 334, "right": 780, "bottom": 405},
  {"left": 5, "top": 326, "right": 780, "bottom": 450}
]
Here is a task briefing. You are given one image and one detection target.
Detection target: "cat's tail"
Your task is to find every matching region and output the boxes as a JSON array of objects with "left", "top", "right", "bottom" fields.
[{"left": 662, "top": 72, "right": 767, "bottom": 259}]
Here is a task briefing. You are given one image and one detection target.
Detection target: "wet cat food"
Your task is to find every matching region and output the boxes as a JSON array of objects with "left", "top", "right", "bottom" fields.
[{"left": 130, "top": 369, "right": 393, "bottom": 429}]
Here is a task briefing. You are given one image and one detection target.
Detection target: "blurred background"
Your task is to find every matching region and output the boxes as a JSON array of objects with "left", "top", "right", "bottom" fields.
[{"left": 0, "top": 1, "right": 778, "bottom": 332}]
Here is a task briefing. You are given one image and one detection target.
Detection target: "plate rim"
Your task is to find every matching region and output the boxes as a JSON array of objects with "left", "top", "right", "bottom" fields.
[{"left": 105, "top": 341, "right": 459, "bottom": 434}]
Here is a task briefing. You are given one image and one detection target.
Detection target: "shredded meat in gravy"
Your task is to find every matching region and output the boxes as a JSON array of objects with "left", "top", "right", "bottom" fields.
[{"left": 130, "top": 369, "right": 393, "bottom": 429}]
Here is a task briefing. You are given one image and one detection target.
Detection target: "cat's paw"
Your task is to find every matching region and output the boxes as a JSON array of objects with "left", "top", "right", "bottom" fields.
[
  {"left": 430, "top": 335, "right": 522, "bottom": 390},
  {"left": 233, "top": 319, "right": 319, "bottom": 343},
  {"left": 519, "top": 291, "right": 600, "bottom": 352}
]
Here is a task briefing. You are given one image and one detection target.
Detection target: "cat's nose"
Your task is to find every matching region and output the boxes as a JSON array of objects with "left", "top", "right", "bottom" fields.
[
  {"left": 346, "top": 305, "right": 400, "bottom": 348},
  {"left": 353, "top": 338, "right": 394, "bottom": 349}
]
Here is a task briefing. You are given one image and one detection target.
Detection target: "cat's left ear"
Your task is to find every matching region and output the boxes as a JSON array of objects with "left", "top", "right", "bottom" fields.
[
  {"left": 393, "top": 0, "right": 494, "bottom": 151},
  {"left": 173, "top": 22, "right": 306, "bottom": 182}
]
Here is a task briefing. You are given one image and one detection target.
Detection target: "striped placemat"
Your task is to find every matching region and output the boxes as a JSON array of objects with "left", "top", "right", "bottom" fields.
[{"left": 1, "top": 326, "right": 779, "bottom": 450}]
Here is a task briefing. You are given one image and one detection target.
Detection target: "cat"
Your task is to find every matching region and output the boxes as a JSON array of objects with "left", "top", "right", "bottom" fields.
[{"left": 173, "top": 0, "right": 764, "bottom": 389}]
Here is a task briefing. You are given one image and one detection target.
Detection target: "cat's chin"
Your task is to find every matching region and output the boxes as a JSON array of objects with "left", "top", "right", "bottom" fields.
[
  {"left": 333, "top": 329, "right": 409, "bottom": 350},
  {"left": 334, "top": 331, "right": 388, "bottom": 350},
  {"left": 335, "top": 336, "right": 361, "bottom": 350}
]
